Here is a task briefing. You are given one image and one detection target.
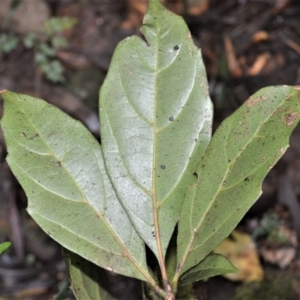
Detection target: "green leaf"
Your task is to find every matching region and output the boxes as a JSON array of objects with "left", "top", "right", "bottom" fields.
[
  {"left": 100, "top": 0, "right": 212, "bottom": 257},
  {"left": 64, "top": 248, "right": 116, "bottom": 300},
  {"left": 41, "top": 59, "right": 65, "bottom": 84},
  {"left": 0, "top": 241, "right": 11, "bottom": 254},
  {"left": 179, "top": 254, "right": 239, "bottom": 286},
  {"left": 0, "top": 33, "right": 19, "bottom": 54},
  {"left": 0, "top": 91, "right": 150, "bottom": 281},
  {"left": 23, "top": 33, "right": 37, "bottom": 49},
  {"left": 177, "top": 86, "right": 300, "bottom": 275},
  {"left": 44, "top": 17, "right": 78, "bottom": 35}
]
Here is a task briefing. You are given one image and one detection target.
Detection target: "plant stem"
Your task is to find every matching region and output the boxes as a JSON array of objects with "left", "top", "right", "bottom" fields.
[
  {"left": 153, "top": 204, "right": 175, "bottom": 299},
  {"left": 146, "top": 274, "right": 167, "bottom": 298}
]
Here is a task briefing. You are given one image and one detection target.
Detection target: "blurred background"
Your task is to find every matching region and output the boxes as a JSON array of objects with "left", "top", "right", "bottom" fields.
[{"left": 1, "top": 0, "right": 300, "bottom": 299}]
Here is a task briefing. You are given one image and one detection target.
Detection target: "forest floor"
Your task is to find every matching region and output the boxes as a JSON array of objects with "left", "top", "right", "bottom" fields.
[{"left": 1, "top": 0, "right": 300, "bottom": 299}]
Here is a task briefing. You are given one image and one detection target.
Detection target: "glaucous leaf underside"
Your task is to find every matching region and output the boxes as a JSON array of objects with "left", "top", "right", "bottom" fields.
[
  {"left": 1, "top": 91, "right": 150, "bottom": 281},
  {"left": 1, "top": 0, "right": 300, "bottom": 293},
  {"left": 177, "top": 86, "right": 300, "bottom": 275},
  {"left": 100, "top": 0, "right": 212, "bottom": 257}
]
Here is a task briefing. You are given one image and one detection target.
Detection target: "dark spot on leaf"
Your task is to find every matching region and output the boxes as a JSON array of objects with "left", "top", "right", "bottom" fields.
[
  {"left": 28, "top": 133, "right": 39, "bottom": 140},
  {"left": 169, "top": 116, "right": 174, "bottom": 121},
  {"left": 195, "top": 138, "right": 197, "bottom": 142},
  {"left": 228, "top": 159, "right": 231, "bottom": 163},
  {"left": 285, "top": 112, "right": 298, "bottom": 126},
  {"left": 244, "top": 177, "right": 249, "bottom": 182},
  {"left": 47, "top": 131, "right": 55, "bottom": 138},
  {"left": 160, "top": 165, "right": 166, "bottom": 169},
  {"left": 22, "top": 132, "right": 26, "bottom": 137},
  {"left": 174, "top": 45, "right": 179, "bottom": 51},
  {"left": 56, "top": 161, "right": 61, "bottom": 167}
]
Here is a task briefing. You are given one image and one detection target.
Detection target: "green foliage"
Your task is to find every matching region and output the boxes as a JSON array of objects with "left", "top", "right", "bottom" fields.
[
  {"left": 253, "top": 210, "right": 290, "bottom": 246},
  {"left": 0, "top": 241, "right": 11, "bottom": 254},
  {"left": 1, "top": 0, "right": 300, "bottom": 299},
  {"left": 1, "top": 16, "right": 77, "bottom": 83},
  {"left": 65, "top": 249, "right": 115, "bottom": 299},
  {"left": 44, "top": 17, "right": 78, "bottom": 35},
  {"left": 0, "top": 33, "right": 19, "bottom": 53},
  {"left": 27, "top": 16, "right": 77, "bottom": 83},
  {"left": 252, "top": 210, "right": 283, "bottom": 240}
]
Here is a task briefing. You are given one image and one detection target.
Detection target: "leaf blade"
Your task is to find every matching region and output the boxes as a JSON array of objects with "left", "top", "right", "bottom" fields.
[
  {"left": 100, "top": 0, "right": 212, "bottom": 256},
  {"left": 177, "top": 86, "right": 300, "bottom": 275},
  {"left": 1, "top": 91, "right": 149, "bottom": 281},
  {"left": 179, "top": 253, "right": 238, "bottom": 286},
  {"left": 64, "top": 248, "right": 116, "bottom": 300}
]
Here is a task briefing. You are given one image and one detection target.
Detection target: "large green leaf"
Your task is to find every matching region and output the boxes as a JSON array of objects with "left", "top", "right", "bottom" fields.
[
  {"left": 0, "top": 91, "right": 150, "bottom": 281},
  {"left": 100, "top": 0, "right": 212, "bottom": 256},
  {"left": 179, "top": 253, "right": 238, "bottom": 286},
  {"left": 176, "top": 86, "right": 300, "bottom": 276},
  {"left": 64, "top": 248, "right": 116, "bottom": 300}
]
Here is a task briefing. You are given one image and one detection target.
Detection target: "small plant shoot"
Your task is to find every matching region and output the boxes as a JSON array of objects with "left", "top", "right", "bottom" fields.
[{"left": 1, "top": 0, "right": 300, "bottom": 299}]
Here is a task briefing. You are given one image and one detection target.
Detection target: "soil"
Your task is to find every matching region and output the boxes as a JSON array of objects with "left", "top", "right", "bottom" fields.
[{"left": 1, "top": 0, "right": 300, "bottom": 299}]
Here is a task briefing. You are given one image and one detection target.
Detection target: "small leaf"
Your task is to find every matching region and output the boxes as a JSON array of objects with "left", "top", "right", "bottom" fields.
[
  {"left": 177, "top": 86, "right": 300, "bottom": 275},
  {"left": 64, "top": 248, "right": 116, "bottom": 300},
  {"left": 0, "top": 33, "right": 19, "bottom": 53},
  {"left": 44, "top": 17, "right": 78, "bottom": 35},
  {"left": 179, "top": 254, "right": 238, "bottom": 286},
  {"left": 1, "top": 91, "right": 150, "bottom": 281},
  {"left": 100, "top": 0, "right": 212, "bottom": 257},
  {"left": 0, "top": 241, "right": 11, "bottom": 254}
]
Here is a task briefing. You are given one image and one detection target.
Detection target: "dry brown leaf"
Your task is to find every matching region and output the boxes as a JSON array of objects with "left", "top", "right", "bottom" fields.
[
  {"left": 214, "top": 231, "right": 264, "bottom": 282},
  {"left": 247, "top": 52, "right": 271, "bottom": 76},
  {"left": 164, "top": 0, "right": 184, "bottom": 15},
  {"left": 261, "top": 247, "right": 296, "bottom": 269},
  {"left": 224, "top": 36, "right": 243, "bottom": 78},
  {"left": 56, "top": 51, "right": 91, "bottom": 69},
  {"left": 272, "top": 0, "right": 291, "bottom": 15},
  {"left": 123, "top": 0, "right": 210, "bottom": 29},
  {"left": 286, "top": 39, "right": 300, "bottom": 56},
  {"left": 188, "top": 0, "right": 210, "bottom": 16},
  {"left": 122, "top": 0, "right": 148, "bottom": 29},
  {"left": 252, "top": 30, "right": 270, "bottom": 44}
]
